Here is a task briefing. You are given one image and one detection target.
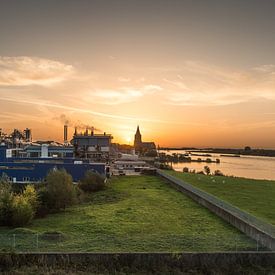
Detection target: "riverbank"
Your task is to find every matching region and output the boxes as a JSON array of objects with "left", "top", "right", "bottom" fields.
[{"left": 166, "top": 171, "right": 275, "bottom": 226}]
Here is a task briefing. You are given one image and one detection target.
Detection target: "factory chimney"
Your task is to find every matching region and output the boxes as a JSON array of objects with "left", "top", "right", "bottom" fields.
[
  {"left": 24, "top": 128, "right": 32, "bottom": 142},
  {"left": 64, "top": 125, "right": 68, "bottom": 144}
]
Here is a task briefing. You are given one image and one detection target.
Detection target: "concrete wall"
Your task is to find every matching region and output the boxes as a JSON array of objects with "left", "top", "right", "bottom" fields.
[{"left": 157, "top": 170, "right": 275, "bottom": 251}]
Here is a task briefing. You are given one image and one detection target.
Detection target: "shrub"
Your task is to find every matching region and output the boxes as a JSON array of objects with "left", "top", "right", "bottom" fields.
[
  {"left": 79, "top": 170, "right": 106, "bottom": 193},
  {"left": 0, "top": 176, "right": 13, "bottom": 226},
  {"left": 36, "top": 187, "right": 51, "bottom": 217},
  {"left": 23, "top": 185, "right": 39, "bottom": 212},
  {"left": 182, "top": 167, "right": 189, "bottom": 173},
  {"left": 44, "top": 169, "right": 76, "bottom": 210},
  {"left": 11, "top": 195, "right": 34, "bottom": 227},
  {"left": 204, "top": 166, "right": 211, "bottom": 175},
  {"left": 214, "top": 170, "right": 224, "bottom": 176}
]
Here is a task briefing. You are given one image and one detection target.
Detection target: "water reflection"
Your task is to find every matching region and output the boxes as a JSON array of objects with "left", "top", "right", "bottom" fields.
[{"left": 160, "top": 150, "right": 275, "bottom": 180}]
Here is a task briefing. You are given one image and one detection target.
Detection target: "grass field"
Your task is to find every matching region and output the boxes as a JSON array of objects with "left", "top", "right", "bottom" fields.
[
  {"left": 166, "top": 171, "right": 275, "bottom": 226},
  {"left": 0, "top": 176, "right": 257, "bottom": 252}
]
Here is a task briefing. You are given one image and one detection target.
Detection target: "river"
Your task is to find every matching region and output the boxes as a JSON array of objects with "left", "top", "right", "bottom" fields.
[{"left": 160, "top": 150, "right": 275, "bottom": 180}]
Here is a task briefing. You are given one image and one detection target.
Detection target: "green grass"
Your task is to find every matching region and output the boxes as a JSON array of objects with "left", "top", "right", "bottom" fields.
[
  {"left": 0, "top": 176, "right": 257, "bottom": 252},
  {"left": 166, "top": 171, "right": 275, "bottom": 226}
]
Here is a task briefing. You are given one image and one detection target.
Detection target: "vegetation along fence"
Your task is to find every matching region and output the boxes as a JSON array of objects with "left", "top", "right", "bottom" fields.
[
  {"left": 0, "top": 233, "right": 272, "bottom": 253},
  {"left": 157, "top": 169, "right": 275, "bottom": 250}
]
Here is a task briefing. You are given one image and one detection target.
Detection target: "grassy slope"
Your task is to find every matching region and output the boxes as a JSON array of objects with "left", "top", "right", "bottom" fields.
[
  {"left": 0, "top": 176, "right": 255, "bottom": 252},
  {"left": 166, "top": 171, "right": 275, "bottom": 226}
]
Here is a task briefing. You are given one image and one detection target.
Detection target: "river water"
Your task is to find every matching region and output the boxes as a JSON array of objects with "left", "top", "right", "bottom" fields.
[{"left": 160, "top": 150, "right": 275, "bottom": 180}]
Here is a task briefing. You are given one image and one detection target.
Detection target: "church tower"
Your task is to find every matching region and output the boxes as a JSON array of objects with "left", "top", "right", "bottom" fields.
[{"left": 134, "top": 125, "right": 142, "bottom": 150}]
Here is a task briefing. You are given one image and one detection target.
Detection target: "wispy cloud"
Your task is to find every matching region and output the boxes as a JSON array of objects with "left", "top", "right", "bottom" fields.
[
  {"left": 117, "top": 77, "right": 131, "bottom": 82},
  {"left": 0, "top": 96, "right": 199, "bottom": 126},
  {"left": 92, "top": 84, "right": 162, "bottom": 105},
  {"left": 163, "top": 61, "right": 275, "bottom": 106},
  {"left": 0, "top": 56, "right": 74, "bottom": 86}
]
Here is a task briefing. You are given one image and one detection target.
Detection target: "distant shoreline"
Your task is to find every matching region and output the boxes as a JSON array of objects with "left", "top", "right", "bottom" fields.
[{"left": 159, "top": 147, "right": 275, "bottom": 157}]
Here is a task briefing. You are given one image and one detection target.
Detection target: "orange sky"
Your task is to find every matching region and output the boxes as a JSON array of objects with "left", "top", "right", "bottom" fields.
[{"left": 1, "top": 0, "right": 275, "bottom": 148}]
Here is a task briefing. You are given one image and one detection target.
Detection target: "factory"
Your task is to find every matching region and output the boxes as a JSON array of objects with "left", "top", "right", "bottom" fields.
[
  {"left": 0, "top": 125, "right": 111, "bottom": 183},
  {"left": 0, "top": 145, "right": 106, "bottom": 183},
  {"left": 72, "top": 127, "right": 113, "bottom": 161}
]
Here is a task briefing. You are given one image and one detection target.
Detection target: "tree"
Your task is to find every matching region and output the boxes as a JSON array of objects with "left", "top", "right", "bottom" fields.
[
  {"left": 0, "top": 174, "right": 14, "bottom": 226},
  {"left": 79, "top": 170, "right": 106, "bottom": 193},
  {"left": 23, "top": 185, "right": 39, "bottom": 212},
  {"left": 204, "top": 166, "right": 211, "bottom": 175},
  {"left": 44, "top": 169, "right": 76, "bottom": 210},
  {"left": 11, "top": 195, "right": 34, "bottom": 227}
]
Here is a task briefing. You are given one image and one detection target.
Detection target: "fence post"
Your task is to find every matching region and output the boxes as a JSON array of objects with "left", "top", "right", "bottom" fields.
[
  {"left": 257, "top": 235, "right": 259, "bottom": 251},
  {"left": 13, "top": 234, "right": 15, "bottom": 249},
  {"left": 36, "top": 233, "right": 39, "bottom": 250}
]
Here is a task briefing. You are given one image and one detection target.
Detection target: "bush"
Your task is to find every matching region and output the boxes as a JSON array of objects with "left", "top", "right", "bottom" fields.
[
  {"left": 0, "top": 176, "right": 14, "bottom": 226},
  {"left": 79, "top": 170, "right": 106, "bottom": 193},
  {"left": 182, "top": 167, "right": 189, "bottom": 173},
  {"left": 204, "top": 166, "right": 211, "bottom": 175},
  {"left": 23, "top": 185, "right": 39, "bottom": 212},
  {"left": 0, "top": 177, "right": 38, "bottom": 227},
  {"left": 43, "top": 169, "right": 76, "bottom": 210},
  {"left": 214, "top": 170, "right": 224, "bottom": 176},
  {"left": 36, "top": 187, "right": 51, "bottom": 217},
  {"left": 11, "top": 195, "right": 34, "bottom": 227}
]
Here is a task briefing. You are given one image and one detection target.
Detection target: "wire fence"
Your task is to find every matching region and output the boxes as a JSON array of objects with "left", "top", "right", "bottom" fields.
[{"left": 0, "top": 233, "right": 273, "bottom": 253}]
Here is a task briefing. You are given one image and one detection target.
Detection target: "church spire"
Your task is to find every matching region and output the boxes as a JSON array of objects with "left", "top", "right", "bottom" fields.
[
  {"left": 134, "top": 125, "right": 142, "bottom": 149},
  {"left": 136, "top": 125, "right": 141, "bottom": 135}
]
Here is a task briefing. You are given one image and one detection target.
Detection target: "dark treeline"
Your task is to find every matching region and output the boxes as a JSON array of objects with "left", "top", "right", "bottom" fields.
[{"left": 160, "top": 147, "right": 275, "bottom": 157}]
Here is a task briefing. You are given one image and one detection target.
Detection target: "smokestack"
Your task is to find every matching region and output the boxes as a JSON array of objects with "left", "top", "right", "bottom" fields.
[
  {"left": 24, "top": 128, "right": 32, "bottom": 142},
  {"left": 64, "top": 125, "right": 68, "bottom": 144},
  {"left": 74, "top": 127, "right": 77, "bottom": 136}
]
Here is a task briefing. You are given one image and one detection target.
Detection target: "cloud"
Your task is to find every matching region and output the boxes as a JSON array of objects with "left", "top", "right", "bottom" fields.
[
  {"left": 0, "top": 96, "right": 171, "bottom": 124},
  {"left": 117, "top": 77, "right": 131, "bottom": 82},
  {"left": 163, "top": 61, "right": 275, "bottom": 106},
  {"left": 0, "top": 56, "right": 74, "bottom": 86},
  {"left": 92, "top": 84, "right": 162, "bottom": 105},
  {"left": 253, "top": 64, "right": 275, "bottom": 73},
  {"left": 93, "top": 88, "right": 142, "bottom": 104}
]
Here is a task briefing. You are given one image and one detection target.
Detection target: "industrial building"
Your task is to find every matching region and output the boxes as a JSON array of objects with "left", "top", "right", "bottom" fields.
[
  {"left": 0, "top": 145, "right": 106, "bottom": 183},
  {"left": 72, "top": 128, "right": 113, "bottom": 161},
  {"left": 0, "top": 125, "right": 111, "bottom": 183}
]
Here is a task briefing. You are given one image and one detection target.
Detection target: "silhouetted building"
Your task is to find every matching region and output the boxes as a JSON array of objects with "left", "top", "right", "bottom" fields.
[{"left": 134, "top": 126, "right": 156, "bottom": 154}]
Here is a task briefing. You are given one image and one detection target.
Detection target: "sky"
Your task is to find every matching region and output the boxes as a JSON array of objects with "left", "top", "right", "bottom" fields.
[{"left": 1, "top": 0, "right": 275, "bottom": 148}]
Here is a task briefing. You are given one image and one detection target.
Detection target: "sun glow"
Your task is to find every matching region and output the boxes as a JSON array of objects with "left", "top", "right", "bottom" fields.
[{"left": 125, "top": 136, "right": 132, "bottom": 145}]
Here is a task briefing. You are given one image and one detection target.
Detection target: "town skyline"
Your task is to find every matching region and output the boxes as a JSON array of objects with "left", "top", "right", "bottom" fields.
[{"left": 1, "top": 0, "right": 275, "bottom": 148}]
